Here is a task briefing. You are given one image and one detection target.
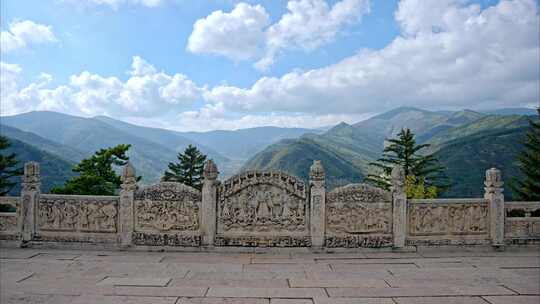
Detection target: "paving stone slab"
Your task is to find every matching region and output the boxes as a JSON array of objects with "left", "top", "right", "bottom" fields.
[
  {"left": 482, "top": 296, "right": 540, "bottom": 304},
  {"left": 187, "top": 271, "right": 307, "bottom": 280},
  {"left": 326, "top": 285, "right": 516, "bottom": 298},
  {"left": 0, "top": 294, "right": 78, "bottom": 304},
  {"left": 0, "top": 250, "right": 41, "bottom": 259},
  {"left": 252, "top": 258, "right": 316, "bottom": 264},
  {"left": 170, "top": 278, "right": 289, "bottom": 288},
  {"left": 206, "top": 287, "right": 327, "bottom": 298},
  {"left": 178, "top": 298, "right": 269, "bottom": 304},
  {"left": 393, "top": 296, "right": 488, "bottom": 304},
  {"left": 313, "top": 298, "right": 395, "bottom": 304},
  {"left": 271, "top": 299, "right": 313, "bottom": 304},
  {"left": 70, "top": 295, "right": 178, "bottom": 304},
  {"left": 113, "top": 286, "right": 207, "bottom": 297},
  {"left": 288, "top": 278, "right": 388, "bottom": 288},
  {"left": 98, "top": 277, "right": 172, "bottom": 287}
]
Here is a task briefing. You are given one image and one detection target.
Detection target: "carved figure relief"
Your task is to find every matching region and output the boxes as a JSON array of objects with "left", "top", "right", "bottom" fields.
[
  {"left": 217, "top": 171, "right": 308, "bottom": 234},
  {"left": 134, "top": 182, "right": 201, "bottom": 233},
  {"left": 326, "top": 184, "right": 392, "bottom": 235},
  {"left": 38, "top": 197, "right": 118, "bottom": 233},
  {"left": 408, "top": 202, "right": 489, "bottom": 236},
  {"left": 0, "top": 215, "right": 17, "bottom": 232}
]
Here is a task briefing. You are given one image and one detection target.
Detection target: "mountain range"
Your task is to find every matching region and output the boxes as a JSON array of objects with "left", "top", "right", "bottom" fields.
[
  {"left": 0, "top": 107, "right": 537, "bottom": 198},
  {"left": 243, "top": 107, "right": 538, "bottom": 199}
]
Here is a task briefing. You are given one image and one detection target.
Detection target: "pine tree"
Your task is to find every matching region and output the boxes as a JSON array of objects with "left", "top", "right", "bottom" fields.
[
  {"left": 163, "top": 145, "right": 207, "bottom": 190},
  {"left": 0, "top": 136, "right": 23, "bottom": 196},
  {"left": 511, "top": 108, "right": 540, "bottom": 201},
  {"left": 51, "top": 144, "right": 132, "bottom": 195},
  {"left": 365, "top": 128, "right": 448, "bottom": 196}
]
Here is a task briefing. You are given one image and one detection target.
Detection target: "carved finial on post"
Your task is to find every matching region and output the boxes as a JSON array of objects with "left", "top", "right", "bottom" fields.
[
  {"left": 391, "top": 165, "right": 406, "bottom": 249},
  {"left": 201, "top": 160, "right": 219, "bottom": 247},
  {"left": 203, "top": 159, "right": 219, "bottom": 182},
  {"left": 391, "top": 165, "right": 405, "bottom": 194},
  {"left": 309, "top": 160, "right": 326, "bottom": 249},
  {"left": 119, "top": 162, "right": 137, "bottom": 247},
  {"left": 22, "top": 161, "right": 41, "bottom": 192},
  {"left": 484, "top": 167, "right": 505, "bottom": 248}
]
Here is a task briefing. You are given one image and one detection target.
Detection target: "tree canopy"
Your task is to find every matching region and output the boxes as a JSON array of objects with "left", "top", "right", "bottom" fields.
[
  {"left": 51, "top": 144, "right": 132, "bottom": 195},
  {"left": 511, "top": 108, "right": 540, "bottom": 201},
  {"left": 365, "top": 128, "right": 448, "bottom": 197},
  {"left": 0, "top": 136, "right": 23, "bottom": 196},
  {"left": 162, "top": 144, "right": 207, "bottom": 190}
]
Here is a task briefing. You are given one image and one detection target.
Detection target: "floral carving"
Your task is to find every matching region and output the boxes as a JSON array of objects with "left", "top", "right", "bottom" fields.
[
  {"left": 217, "top": 171, "right": 308, "bottom": 234},
  {"left": 134, "top": 182, "right": 201, "bottom": 232},
  {"left": 38, "top": 196, "right": 118, "bottom": 233}
]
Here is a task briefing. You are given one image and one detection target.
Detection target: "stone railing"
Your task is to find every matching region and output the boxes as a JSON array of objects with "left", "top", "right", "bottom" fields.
[
  {"left": 504, "top": 201, "right": 540, "bottom": 244},
  {"left": 406, "top": 198, "right": 490, "bottom": 246},
  {"left": 1, "top": 161, "right": 537, "bottom": 250},
  {"left": 0, "top": 196, "right": 20, "bottom": 240}
]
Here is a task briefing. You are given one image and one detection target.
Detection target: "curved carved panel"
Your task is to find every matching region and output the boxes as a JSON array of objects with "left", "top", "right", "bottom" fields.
[
  {"left": 134, "top": 182, "right": 201, "bottom": 233},
  {"left": 218, "top": 171, "right": 308, "bottom": 235},
  {"left": 326, "top": 184, "right": 392, "bottom": 235},
  {"left": 38, "top": 196, "right": 118, "bottom": 233}
]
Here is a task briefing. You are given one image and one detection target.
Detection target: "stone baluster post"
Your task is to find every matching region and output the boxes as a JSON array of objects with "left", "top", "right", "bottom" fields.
[
  {"left": 20, "top": 162, "right": 40, "bottom": 246},
  {"left": 201, "top": 160, "right": 219, "bottom": 247},
  {"left": 119, "top": 162, "right": 137, "bottom": 248},
  {"left": 309, "top": 160, "right": 326, "bottom": 248},
  {"left": 484, "top": 167, "right": 504, "bottom": 248},
  {"left": 391, "top": 166, "right": 406, "bottom": 249}
]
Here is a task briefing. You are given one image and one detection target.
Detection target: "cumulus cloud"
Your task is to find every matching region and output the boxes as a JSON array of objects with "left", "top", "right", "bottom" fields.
[
  {"left": 256, "top": 0, "right": 370, "bottom": 70},
  {"left": 1, "top": 20, "right": 57, "bottom": 53},
  {"left": 187, "top": 0, "right": 370, "bottom": 70},
  {"left": 206, "top": 0, "right": 539, "bottom": 113},
  {"left": 187, "top": 3, "right": 270, "bottom": 61},
  {"left": 2, "top": 56, "right": 205, "bottom": 117}
]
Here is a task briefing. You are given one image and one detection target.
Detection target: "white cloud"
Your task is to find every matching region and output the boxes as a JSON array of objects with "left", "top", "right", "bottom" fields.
[
  {"left": 1, "top": 20, "right": 57, "bottom": 53},
  {"left": 187, "top": 0, "right": 370, "bottom": 70},
  {"left": 206, "top": 0, "right": 540, "bottom": 113},
  {"left": 2, "top": 56, "right": 205, "bottom": 117},
  {"left": 256, "top": 0, "right": 370, "bottom": 70},
  {"left": 187, "top": 3, "right": 270, "bottom": 61}
]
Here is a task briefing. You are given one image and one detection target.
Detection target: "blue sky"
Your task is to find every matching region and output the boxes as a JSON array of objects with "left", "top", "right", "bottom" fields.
[{"left": 1, "top": 0, "right": 538, "bottom": 131}]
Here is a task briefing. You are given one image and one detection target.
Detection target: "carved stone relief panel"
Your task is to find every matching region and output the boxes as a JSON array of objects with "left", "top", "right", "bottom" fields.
[
  {"left": 134, "top": 182, "right": 201, "bottom": 233},
  {"left": 505, "top": 219, "right": 540, "bottom": 239},
  {"left": 325, "top": 184, "right": 392, "bottom": 248},
  {"left": 217, "top": 171, "right": 308, "bottom": 235},
  {"left": 38, "top": 196, "right": 118, "bottom": 233},
  {"left": 408, "top": 201, "right": 489, "bottom": 236},
  {"left": 326, "top": 184, "right": 392, "bottom": 235}
]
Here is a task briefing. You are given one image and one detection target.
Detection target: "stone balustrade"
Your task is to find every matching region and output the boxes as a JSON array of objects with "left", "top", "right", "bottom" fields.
[{"left": 0, "top": 161, "right": 538, "bottom": 250}]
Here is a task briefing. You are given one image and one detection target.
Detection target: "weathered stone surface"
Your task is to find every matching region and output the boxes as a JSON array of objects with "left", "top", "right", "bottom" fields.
[
  {"left": 98, "top": 277, "right": 172, "bottom": 287},
  {"left": 314, "top": 299, "right": 395, "bottom": 304},
  {"left": 482, "top": 296, "right": 540, "bottom": 304},
  {"left": 206, "top": 287, "right": 327, "bottom": 298},
  {"left": 394, "top": 297, "right": 488, "bottom": 304}
]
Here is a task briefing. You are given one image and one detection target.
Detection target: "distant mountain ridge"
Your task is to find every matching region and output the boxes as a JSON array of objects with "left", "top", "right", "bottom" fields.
[
  {"left": 1, "top": 111, "right": 319, "bottom": 185},
  {"left": 243, "top": 107, "right": 538, "bottom": 198}
]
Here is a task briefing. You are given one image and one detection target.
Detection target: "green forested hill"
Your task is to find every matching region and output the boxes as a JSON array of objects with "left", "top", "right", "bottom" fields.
[
  {"left": 436, "top": 127, "right": 528, "bottom": 199},
  {"left": 244, "top": 108, "right": 537, "bottom": 197},
  {"left": 4, "top": 137, "right": 76, "bottom": 195}
]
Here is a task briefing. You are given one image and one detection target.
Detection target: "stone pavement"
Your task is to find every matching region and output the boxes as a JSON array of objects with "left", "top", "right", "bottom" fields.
[{"left": 0, "top": 246, "right": 539, "bottom": 304}]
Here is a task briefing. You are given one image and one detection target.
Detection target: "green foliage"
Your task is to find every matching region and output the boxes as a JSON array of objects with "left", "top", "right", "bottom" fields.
[
  {"left": 405, "top": 175, "right": 438, "bottom": 199},
  {"left": 163, "top": 145, "right": 207, "bottom": 190},
  {"left": 51, "top": 144, "right": 131, "bottom": 195},
  {"left": 365, "top": 128, "right": 448, "bottom": 193},
  {"left": 0, "top": 204, "right": 17, "bottom": 213},
  {"left": 0, "top": 136, "right": 23, "bottom": 196},
  {"left": 511, "top": 108, "right": 540, "bottom": 201}
]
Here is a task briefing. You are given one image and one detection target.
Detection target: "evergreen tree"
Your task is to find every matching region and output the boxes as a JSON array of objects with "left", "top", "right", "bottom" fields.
[
  {"left": 163, "top": 145, "right": 207, "bottom": 190},
  {"left": 51, "top": 144, "right": 132, "bottom": 195},
  {"left": 365, "top": 128, "right": 448, "bottom": 196},
  {"left": 511, "top": 108, "right": 540, "bottom": 201},
  {"left": 0, "top": 136, "right": 23, "bottom": 196}
]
